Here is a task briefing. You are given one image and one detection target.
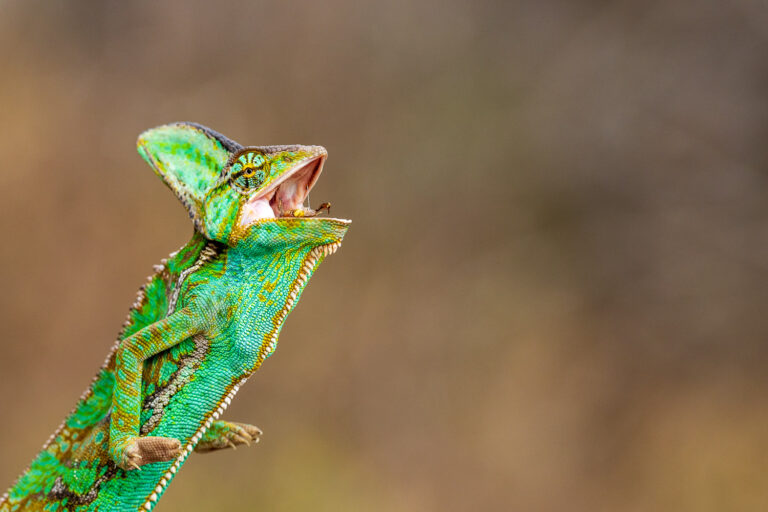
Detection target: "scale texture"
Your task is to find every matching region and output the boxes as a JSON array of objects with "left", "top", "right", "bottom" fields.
[{"left": 0, "top": 123, "right": 349, "bottom": 512}]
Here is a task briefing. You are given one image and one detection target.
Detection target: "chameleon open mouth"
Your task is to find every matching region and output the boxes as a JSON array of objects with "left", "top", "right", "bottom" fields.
[{"left": 238, "top": 154, "right": 332, "bottom": 225}]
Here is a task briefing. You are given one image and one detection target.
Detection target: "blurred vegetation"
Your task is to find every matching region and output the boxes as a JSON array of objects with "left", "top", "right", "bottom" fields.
[{"left": 1, "top": 0, "right": 768, "bottom": 510}]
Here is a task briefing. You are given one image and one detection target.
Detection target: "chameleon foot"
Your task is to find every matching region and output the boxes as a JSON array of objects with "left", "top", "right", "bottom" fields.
[
  {"left": 195, "top": 421, "right": 262, "bottom": 453},
  {"left": 119, "top": 436, "right": 182, "bottom": 470}
]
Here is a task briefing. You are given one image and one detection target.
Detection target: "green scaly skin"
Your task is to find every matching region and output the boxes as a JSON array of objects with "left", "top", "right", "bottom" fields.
[{"left": 0, "top": 123, "right": 350, "bottom": 511}]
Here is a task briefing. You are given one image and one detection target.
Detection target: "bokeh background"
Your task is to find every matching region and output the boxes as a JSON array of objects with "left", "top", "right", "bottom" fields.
[{"left": 1, "top": 0, "right": 767, "bottom": 510}]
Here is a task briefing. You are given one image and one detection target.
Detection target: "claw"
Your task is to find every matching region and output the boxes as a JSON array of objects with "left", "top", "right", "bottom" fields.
[
  {"left": 244, "top": 425, "right": 263, "bottom": 437},
  {"left": 232, "top": 434, "right": 251, "bottom": 446}
]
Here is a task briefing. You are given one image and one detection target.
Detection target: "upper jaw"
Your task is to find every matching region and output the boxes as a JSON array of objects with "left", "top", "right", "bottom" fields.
[{"left": 238, "top": 154, "right": 326, "bottom": 226}]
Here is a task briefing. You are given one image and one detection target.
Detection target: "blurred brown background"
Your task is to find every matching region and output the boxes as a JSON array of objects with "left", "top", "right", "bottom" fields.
[{"left": 1, "top": 0, "right": 767, "bottom": 510}]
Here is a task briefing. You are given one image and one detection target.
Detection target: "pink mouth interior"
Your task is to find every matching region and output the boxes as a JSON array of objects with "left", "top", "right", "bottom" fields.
[{"left": 238, "top": 156, "right": 325, "bottom": 225}]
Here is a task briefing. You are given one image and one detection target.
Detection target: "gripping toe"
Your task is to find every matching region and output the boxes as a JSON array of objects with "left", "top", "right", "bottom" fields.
[
  {"left": 116, "top": 436, "right": 181, "bottom": 470},
  {"left": 195, "top": 421, "right": 262, "bottom": 453}
]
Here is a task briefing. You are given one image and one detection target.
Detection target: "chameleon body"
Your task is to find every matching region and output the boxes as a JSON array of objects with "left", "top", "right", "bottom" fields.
[{"left": 0, "top": 123, "right": 350, "bottom": 511}]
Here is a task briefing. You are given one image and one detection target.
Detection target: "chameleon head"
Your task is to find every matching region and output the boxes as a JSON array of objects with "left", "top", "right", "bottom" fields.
[{"left": 137, "top": 122, "right": 350, "bottom": 252}]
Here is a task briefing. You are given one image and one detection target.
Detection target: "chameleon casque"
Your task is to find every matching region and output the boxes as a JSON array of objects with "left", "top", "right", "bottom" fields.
[{"left": 0, "top": 122, "right": 350, "bottom": 511}]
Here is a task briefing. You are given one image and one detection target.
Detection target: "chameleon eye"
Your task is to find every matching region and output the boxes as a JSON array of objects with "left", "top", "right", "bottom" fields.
[
  {"left": 237, "top": 166, "right": 265, "bottom": 188},
  {"left": 229, "top": 150, "right": 270, "bottom": 193}
]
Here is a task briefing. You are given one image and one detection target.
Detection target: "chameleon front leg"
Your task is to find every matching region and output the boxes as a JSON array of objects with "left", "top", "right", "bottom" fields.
[
  {"left": 194, "top": 420, "right": 262, "bottom": 453},
  {"left": 109, "top": 307, "right": 206, "bottom": 470}
]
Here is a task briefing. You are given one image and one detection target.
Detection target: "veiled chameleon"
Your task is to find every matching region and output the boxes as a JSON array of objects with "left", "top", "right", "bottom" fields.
[{"left": 0, "top": 122, "right": 350, "bottom": 511}]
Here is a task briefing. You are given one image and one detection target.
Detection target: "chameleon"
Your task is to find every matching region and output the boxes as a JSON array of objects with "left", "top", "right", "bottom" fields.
[{"left": 0, "top": 122, "right": 350, "bottom": 511}]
